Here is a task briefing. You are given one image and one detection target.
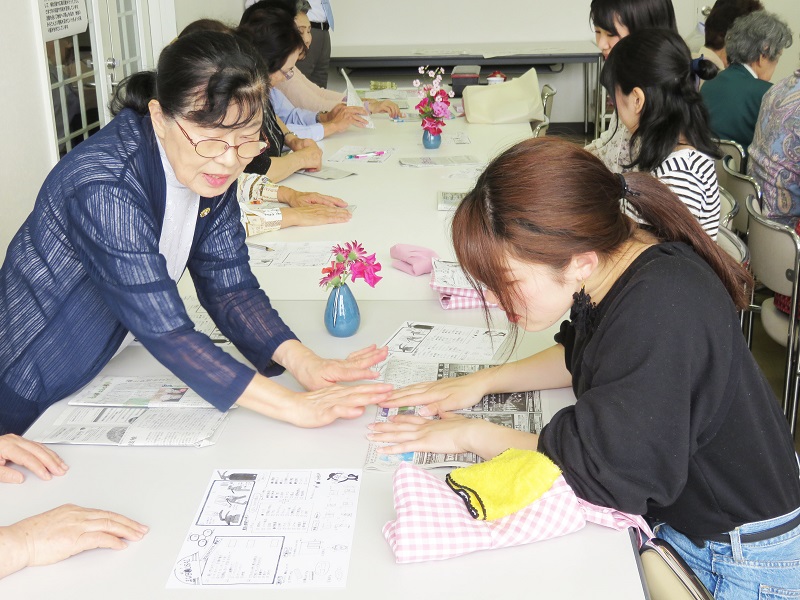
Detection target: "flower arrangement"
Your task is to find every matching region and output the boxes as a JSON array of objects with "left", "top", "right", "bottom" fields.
[
  {"left": 319, "top": 241, "right": 382, "bottom": 289},
  {"left": 413, "top": 66, "right": 454, "bottom": 136}
]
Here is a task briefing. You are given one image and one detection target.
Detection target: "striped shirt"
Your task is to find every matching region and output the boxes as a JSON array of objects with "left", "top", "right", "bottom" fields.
[{"left": 653, "top": 149, "right": 720, "bottom": 240}]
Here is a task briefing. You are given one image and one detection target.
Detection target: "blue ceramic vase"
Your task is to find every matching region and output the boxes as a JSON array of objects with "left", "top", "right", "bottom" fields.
[
  {"left": 422, "top": 129, "right": 442, "bottom": 149},
  {"left": 324, "top": 283, "right": 361, "bottom": 337}
]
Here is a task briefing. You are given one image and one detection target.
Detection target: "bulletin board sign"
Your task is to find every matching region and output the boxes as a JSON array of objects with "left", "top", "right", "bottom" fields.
[{"left": 39, "top": 0, "right": 88, "bottom": 42}]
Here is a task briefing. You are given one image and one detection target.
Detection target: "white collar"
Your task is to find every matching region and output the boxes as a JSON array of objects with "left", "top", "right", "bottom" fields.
[{"left": 742, "top": 63, "right": 758, "bottom": 79}]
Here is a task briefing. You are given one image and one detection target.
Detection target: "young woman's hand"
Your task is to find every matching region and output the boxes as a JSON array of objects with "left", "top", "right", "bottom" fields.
[
  {"left": 380, "top": 371, "right": 493, "bottom": 415},
  {"left": 0, "top": 434, "right": 68, "bottom": 483},
  {"left": 368, "top": 412, "right": 539, "bottom": 460}
]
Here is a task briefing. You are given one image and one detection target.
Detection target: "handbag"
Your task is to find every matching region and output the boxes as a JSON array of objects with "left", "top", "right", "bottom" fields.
[{"left": 462, "top": 67, "right": 545, "bottom": 124}]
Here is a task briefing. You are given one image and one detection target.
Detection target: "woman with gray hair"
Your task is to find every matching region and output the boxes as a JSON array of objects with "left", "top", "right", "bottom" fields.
[{"left": 701, "top": 10, "right": 793, "bottom": 149}]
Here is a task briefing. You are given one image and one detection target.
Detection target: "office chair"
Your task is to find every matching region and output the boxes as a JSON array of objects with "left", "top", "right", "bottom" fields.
[
  {"left": 718, "top": 187, "right": 738, "bottom": 230},
  {"left": 722, "top": 160, "right": 762, "bottom": 237}
]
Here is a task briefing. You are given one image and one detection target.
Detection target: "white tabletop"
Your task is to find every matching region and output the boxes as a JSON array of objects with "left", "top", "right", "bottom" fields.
[
  {"left": 215, "top": 115, "right": 532, "bottom": 302},
  {"left": 3, "top": 301, "right": 646, "bottom": 599}
]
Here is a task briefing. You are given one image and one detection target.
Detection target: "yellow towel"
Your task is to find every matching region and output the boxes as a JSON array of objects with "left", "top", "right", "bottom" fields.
[{"left": 446, "top": 448, "right": 561, "bottom": 521}]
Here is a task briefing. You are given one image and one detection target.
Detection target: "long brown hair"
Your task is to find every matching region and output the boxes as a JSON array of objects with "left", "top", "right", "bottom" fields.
[{"left": 452, "top": 138, "right": 751, "bottom": 332}]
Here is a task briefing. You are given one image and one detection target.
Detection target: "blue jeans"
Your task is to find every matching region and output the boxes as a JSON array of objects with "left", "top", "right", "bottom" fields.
[{"left": 655, "top": 505, "right": 800, "bottom": 599}]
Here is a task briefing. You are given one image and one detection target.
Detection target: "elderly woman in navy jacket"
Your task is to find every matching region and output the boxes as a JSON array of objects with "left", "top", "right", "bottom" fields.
[{"left": 0, "top": 31, "right": 390, "bottom": 436}]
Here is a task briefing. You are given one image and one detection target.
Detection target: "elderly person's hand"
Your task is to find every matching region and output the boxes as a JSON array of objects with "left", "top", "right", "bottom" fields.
[
  {"left": 0, "top": 505, "right": 148, "bottom": 579},
  {"left": 367, "top": 99, "right": 403, "bottom": 119},
  {"left": 0, "top": 434, "right": 68, "bottom": 483}
]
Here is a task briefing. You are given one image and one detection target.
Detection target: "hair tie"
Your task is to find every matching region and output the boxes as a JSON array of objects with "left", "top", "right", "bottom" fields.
[{"left": 617, "top": 173, "right": 639, "bottom": 198}]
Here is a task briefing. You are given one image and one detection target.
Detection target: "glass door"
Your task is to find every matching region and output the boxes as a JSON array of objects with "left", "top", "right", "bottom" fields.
[{"left": 44, "top": 0, "right": 153, "bottom": 157}]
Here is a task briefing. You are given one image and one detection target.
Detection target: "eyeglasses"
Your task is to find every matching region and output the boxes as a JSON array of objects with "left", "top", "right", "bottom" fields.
[
  {"left": 175, "top": 120, "right": 268, "bottom": 159},
  {"left": 281, "top": 67, "right": 295, "bottom": 80}
]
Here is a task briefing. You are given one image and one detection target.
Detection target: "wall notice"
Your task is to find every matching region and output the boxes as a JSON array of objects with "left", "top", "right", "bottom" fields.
[{"left": 39, "top": 0, "right": 88, "bottom": 42}]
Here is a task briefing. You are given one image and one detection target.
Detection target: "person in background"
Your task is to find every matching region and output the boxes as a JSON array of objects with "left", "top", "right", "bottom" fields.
[
  {"left": 748, "top": 56, "right": 800, "bottom": 320},
  {"left": 585, "top": 0, "right": 678, "bottom": 173},
  {"left": 233, "top": 6, "right": 325, "bottom": 183},
  {"left": 698, "top": 0, "right": 764, "bottom": 70},
  {"left": 369, "top": 138, "right": 800, "bottom": 600},
  {"left": 0, "top": 31, "right": 391, "bottom": 437},
  {"left": 179, "top": 18, "right": 351, "bottom": 230},
  {"left": 601, "top": 29, "right": 722, "bottom": 239},
  {"left": 0, "top": 434, "right": 148, "bottom": 579},
  {"left": 264, "top": 1, "right": 401, "bottom": 119},
  {"left": 294, "top": 0, "right": 333, "bottom": 88},
  {"left": 701, "top": 10, "right": 793, "bottom": 150}
]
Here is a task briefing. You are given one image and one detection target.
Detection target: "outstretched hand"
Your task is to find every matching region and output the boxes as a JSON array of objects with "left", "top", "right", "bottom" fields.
[
  {"left": 380, "top": 374, "right": 488, "bottom": 415},
  {"left": 290, "top": 344, "right": 389, "bottom": 391}
]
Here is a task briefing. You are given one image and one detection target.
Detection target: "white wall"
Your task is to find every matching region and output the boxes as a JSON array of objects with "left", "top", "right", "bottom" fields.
[
  {"left": 173, "top": 0, "right": 798, "bottom": 123},
  {"left": 0, "top": 3, "right": 58, "bottom": 262}
]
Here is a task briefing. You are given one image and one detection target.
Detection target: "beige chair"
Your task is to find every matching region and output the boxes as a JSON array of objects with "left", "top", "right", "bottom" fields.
[
  {"left": 717, "top": 225, "right": 752, "bottom": 336},
  {"left": 723, "top": 161, "right": 762, "bottom": 236},
  {"left": 745, "top": 195, "right": 800, "bottom": 436},
  {"left": 640, "top": 538, "right": 714, "bottom": 600},
  {"left": 532, "top": 84, "right": 557, "bottom": 138},
  {"left": 718, "top": 187, "right": 738, "bottom": 230},
  {"left": 716, "top": 139, "right": 746, "bottom": 173}
]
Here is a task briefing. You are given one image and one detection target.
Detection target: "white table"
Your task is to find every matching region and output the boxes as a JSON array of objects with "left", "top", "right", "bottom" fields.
[
  {"left": 225, "top": 115, "right": 532, "bottom": 302},
  {"left": 2, "top": 301, "right": 647, "bottom": 599}
]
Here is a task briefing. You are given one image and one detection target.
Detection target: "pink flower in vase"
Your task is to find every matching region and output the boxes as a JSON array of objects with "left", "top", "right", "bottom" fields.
[
  {"left": 431, "top": 101, "right": 449, "bottom": 118},
  {"left": 422, "top": 117, "right": 445, "bottom": 136},
  {"left": 320, "top": 241, "right": 382, "bottom": 290}
]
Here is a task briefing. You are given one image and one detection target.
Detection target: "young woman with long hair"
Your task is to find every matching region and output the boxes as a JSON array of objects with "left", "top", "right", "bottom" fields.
[{"left": 370, "top": 138, "right": 800, "bottom": 599}]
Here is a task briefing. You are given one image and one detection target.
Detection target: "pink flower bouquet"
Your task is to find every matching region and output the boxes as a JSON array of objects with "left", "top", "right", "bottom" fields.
[
  {"left": 413, "top": 66, "right": 454, "bottom": 136},
  {"left": 320, "top": 241, "right": 382, "bottom": 289}
]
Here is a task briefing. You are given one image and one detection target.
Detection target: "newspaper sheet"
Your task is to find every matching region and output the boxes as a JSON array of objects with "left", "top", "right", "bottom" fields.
[
  {"left": 68, "top": 375, "right": 214, "bottom": 408},
  {"left": 245, "top": 241, "right": 336, "bottom": 268},
  {"left": 29, "top": 405, "right": 228, "bottom": 447},
  {"left": 366, "top": 359, "right": 576, "bottom": 469},
  {"left": 168, "top": 468, "right": 361, "bottom": 589}
]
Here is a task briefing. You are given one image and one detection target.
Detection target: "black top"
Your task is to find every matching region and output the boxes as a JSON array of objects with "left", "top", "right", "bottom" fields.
[
  {"left": 539, "top": 242, "right": 800, "bottom": 538},
  {"left": 244, "top": 101, "right": 284, "bottom": 176}
]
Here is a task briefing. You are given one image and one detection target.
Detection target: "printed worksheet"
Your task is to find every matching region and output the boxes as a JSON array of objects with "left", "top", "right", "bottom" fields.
[
  {"left": 246, "top": 241, "right": 336, "bottom": 268},
  {"left": 430, "top": 259, "right": 473, "bottom": 289},
  {"left": 169, "top": 468, "right": 361, "bottom": 589},
  {"left": 68, "top": 376, "right": 212, "bottom": 408},
  {"left": 382, "top": 321, "right": 508, "bottom": 364}
]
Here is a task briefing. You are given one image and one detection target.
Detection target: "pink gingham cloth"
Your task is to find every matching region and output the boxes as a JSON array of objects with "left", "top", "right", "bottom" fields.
[
  {"left": 383, "top": 463, "right": 653, "bottom": 564},
  {"left": 429, "top": 273, "right": 498, "bottom": 311}
]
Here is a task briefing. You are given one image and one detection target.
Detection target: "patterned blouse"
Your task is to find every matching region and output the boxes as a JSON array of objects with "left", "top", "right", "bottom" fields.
[{"left": 747, "top": 69, "right": 800, "bottom": 219}]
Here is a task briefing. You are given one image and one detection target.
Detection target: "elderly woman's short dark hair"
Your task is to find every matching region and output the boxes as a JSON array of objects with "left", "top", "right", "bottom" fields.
[
  {"left": 725, "top": 10, "right": 793, "bottom": 64},
  {"left": 704, "top": 0, "right": 763, "bottom": 51}
]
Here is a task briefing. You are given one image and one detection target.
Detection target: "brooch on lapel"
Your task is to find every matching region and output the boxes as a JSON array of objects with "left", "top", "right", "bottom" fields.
[{"left": 199, "top": 208, "right": 210, "bottom": 218}]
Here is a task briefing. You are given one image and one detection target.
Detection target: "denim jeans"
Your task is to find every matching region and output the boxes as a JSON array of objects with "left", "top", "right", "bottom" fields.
[{"left": 655, "top": 505, "right": 800, "bottom": 599}]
